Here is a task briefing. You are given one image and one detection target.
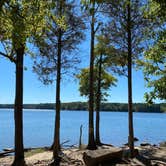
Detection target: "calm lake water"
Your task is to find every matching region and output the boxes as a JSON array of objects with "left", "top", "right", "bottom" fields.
[{"left": 0, "top": 109, "right": 166, "bottom": 151}]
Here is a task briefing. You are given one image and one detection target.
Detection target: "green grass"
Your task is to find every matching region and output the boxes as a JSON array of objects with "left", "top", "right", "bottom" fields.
[{"left": 25, "top": 148, "right": 46, "bottom": 157}]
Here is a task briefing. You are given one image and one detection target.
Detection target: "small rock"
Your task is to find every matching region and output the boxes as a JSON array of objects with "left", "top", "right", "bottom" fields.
[
  {"left": 153, "top": 144, "right": 158, "bottom": 147},
  {"left": 123, "top": 137, "right": 139, "bottom": 146},
  {"left": 123, "top": 143, "right": 129, "bottom": 146},
  {"left": 134, "top": 137, "right": 139, "bottom": 142},
  {"left": 140, "top": 142, "right": 151, "bottom": 146}
]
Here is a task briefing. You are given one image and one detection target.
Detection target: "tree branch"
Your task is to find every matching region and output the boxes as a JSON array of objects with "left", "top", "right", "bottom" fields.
[
  {"left": 94, "top": 23, "right": 101, "bottom": 34},
  {"left": 0, "top": 51, "right": 16, "bottom": 63},
  {"left": 156, "top": 62, "right": 165, "bottom": 72}
]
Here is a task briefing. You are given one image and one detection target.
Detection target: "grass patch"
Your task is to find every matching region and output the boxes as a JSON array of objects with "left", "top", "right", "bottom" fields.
[
  {"left": 160, "top": 141, "right": 166, "bottom": 147},
  {"left": 25, "top": 148, "right": 46, "bottom": 157}
]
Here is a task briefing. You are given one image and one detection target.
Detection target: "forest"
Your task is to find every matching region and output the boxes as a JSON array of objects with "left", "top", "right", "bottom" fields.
[
  {"left": 0, "top": 102, "right": 166, "bottom": 113},
  {"left": 0, "top": 0, "right": 165, "bottom": 166}
]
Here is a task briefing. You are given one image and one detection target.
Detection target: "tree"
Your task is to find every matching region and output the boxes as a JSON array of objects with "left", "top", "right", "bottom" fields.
[
  {"left": 103, "top": 0, "right": 150, "bottom": 157},
  {"left": 94, "top": 34, "right": 118, "bottom": 145},
  {"left": 95, "top": 54, "right": 104, "bottom": 145},
  {"left": 81, "top": 0, "right": 104, "bottom": 150},
  {"left": 52, "top": 1, "right": 63, "bottom": 165},
  {"left": 77, "top": 67, "right": 116, "bottom": 103},
  {"left": 127, "top": 0, "right": 134, "bottom": 157},
  {"left": 77, "top": 65, "right": 117, "bottom": 145},
  {"left": 0, "top": 1, "right": 51, "bottom": 165},
  {"left": 33, "top": 1, "right": 85, "bottom": 85},
  {"left": 32, "top": 0, "right": 85, "bottom": 165}
]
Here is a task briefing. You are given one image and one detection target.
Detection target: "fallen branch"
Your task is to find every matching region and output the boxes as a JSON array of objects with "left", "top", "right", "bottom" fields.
[
  {"left": 61, "top": 140, "right": 70, "bottom": 146},
  {"left": 63, "top": 144, "right": 78, "bottom": 148},
  {"left": 151, "top": 160, "right": 166, "bottom": 165},
  {"left": 0, "top": 150, "right": 14, "bottom": 156},
  {"left": 98, "top": 143, "right": 114, "bottom": 147},
  {"left": 50, "top": 140, "right": 70, "bottom": 150},
  {"left": 0, "top": 146, "right": 50, "bottom": 157}
]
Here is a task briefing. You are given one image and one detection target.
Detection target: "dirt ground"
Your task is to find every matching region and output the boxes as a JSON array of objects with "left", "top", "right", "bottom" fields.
[{"left": 0, "top": 145, "right": 166, "bottom": 166}]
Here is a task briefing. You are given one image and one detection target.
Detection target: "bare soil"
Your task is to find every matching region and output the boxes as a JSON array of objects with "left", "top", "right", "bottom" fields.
[{"left": 0, "top": 145, "right": 166, "bottom": 166}]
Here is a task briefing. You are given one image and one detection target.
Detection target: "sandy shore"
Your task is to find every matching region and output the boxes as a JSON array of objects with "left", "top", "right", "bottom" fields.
[
  {"left": 0, "top": 148, "right": 85, "bottom": 166},
  {"left": 0, "top": 145, "right": 166, "bottom": 166}
]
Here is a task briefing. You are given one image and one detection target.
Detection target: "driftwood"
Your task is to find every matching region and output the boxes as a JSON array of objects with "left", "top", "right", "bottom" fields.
[
  {"left": 3, "top": 148, "right": 13, "bottom": 151},
  {"left": 79, "top": 125, "right": 83, "bottom": 148},
  {"left": 0, "top": 149, "right": 15, "bottom": 156},
  {"left": 50, "top": 140, "right": 71, "bottom": 150},
  {"left": 60, "top": 140, "right": 70, "bottom": 146},
  {"left": 151, "top": 160, "right": 166, "bottom": 165},
  {"left": 0, "top": 140, "right": 71, "bottom": 157},
  {"left": 83, "top": 147, "right": 123, "bottom": 166},
  {"left": 0, "top": 147, "right": 48, "bottom": 157},
  {"left": 63, "top": 144, "right": 77, "bottom": 148},
  {"left": 97, "top": 143, "right": 113, "bottom": 147}
]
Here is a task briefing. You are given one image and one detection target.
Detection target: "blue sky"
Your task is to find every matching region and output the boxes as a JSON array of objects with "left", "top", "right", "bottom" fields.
[
  {"left": 0, "top": 41, "right": 157, "bottom": 104},
  {"left": 0, "top": 1, "right": 163, "bottom": 105},
  {"left": 0, "top": 27, "right": 163, "bottom": 104}
]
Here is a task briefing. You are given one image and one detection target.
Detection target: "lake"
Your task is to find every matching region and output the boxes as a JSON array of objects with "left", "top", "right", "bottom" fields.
[{"left": 0, "top": 109, "right": 166, "bottom": 151}]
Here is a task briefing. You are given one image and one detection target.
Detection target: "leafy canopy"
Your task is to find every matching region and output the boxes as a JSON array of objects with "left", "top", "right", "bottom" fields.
[
  {"left": 140, "top": 0, "right": 166, "bottom": 103},
  {"left": 0, "top": 1, "right": 53, "bottom": 49},
  {"left": 33, "top": 0, "right": 85, "bottom": 85},
  {"left": 0, "top": 0, "right": 66, "bottom": 64},
  {"left": 77, "top": 67, "right": 117, "bottom": 100}
]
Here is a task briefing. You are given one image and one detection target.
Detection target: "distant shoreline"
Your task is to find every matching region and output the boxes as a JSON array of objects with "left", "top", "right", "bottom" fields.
[
  {"left": 0, "top": 102, "right": 165, "bottom": 113},
  {"left": 0, "top": 108, "right": 165, "bottom": 113}
]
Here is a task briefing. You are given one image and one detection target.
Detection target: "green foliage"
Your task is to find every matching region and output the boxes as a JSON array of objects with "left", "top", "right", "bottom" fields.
[
  {"left": 103, "top": 0, "right": 151, "bottom": 75},
  {"left": 142, "top": 44, "right": 166, "bottom": 103},
  {"left": 95, "top": 35, "right": 114, "bottom": 57},
  {"left": 0, "top": 1, "right": 52, "bottom": 50},
  {"left": 94, "top": 33, "right": 128, "bottom": 75},
  {"left": 81, "top": 0, "right": 104, "bottom": 26},
  {"left": 140, "top": 0, "right": 166, "bottom": 103},
  {"left": 33, "top": 0, "right": 85, "bottom": 85},
  {"left": 145, "top": 0, "right": 166, "bottom": 20},
  {"left": 0, "top": 0, "right": 66, "bottom": 64},
  {"left": 25, "top": 148, "right": 46, "bottom": 157},
  {"left": 76, "top": 67, "right": 117, "bottom": 100}
]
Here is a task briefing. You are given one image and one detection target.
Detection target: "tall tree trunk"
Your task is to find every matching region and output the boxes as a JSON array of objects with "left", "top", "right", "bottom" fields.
[
  {"left": 87, "top": 1, "right": 97, "bottom": 150},
  {"left": 12, "top": 47, "right": 25, "bottom": 166},
  {"left": 95, "top": 54, "right": 102, "bottom": 145},
  {"left": 127, "top": 0, "right": 134, "bottom": 158},
  {"left": 51, "top": 1, "right": 62, "bottom": 166}
]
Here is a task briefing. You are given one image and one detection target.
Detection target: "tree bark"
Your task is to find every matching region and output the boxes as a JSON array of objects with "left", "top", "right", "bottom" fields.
[
  {"left": 87, "top": 1, "right": 97, "bottom": 150},
  {"left": 51, "top": 1, "right": 63, "bottom": 165},
  {"left": 95, "top": 54, "right": 102, "bottom": 145},
  {"left": 127, "top": 0, "right": 134, "bottom": 158},
  {"left": 12, "top": 46, "right": 26, "bottom": 166}
]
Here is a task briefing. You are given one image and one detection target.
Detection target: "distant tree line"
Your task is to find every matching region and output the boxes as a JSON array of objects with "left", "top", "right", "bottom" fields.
[{"left": 0, "top": 102, "right": 165, "bottom": 113}]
